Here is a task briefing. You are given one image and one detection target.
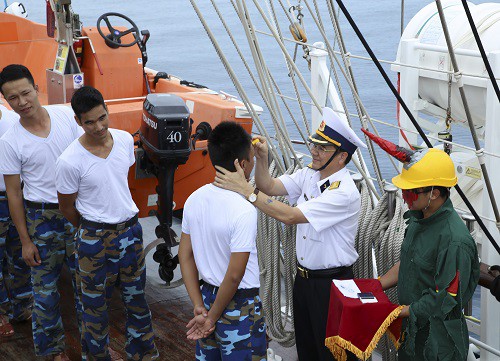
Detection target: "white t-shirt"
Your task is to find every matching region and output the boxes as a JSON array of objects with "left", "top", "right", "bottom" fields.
[
  {"left": 0, "top": 105, "right": 82, "bottom": 203},
  {"left": 55, "top": 128, "right": 139, "bottom": 224},
  {"left": 0, "top": 105, "right": 20, "bottom": 192},
  {"left": 279, "top": 167, "right": 360, "bottom": 270},
  {"left": 181, "top": 184, "right": 259, "bottom": 289}
]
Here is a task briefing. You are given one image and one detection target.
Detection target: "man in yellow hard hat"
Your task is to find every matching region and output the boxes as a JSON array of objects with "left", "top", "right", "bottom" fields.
[{"left": 374, "top": 146, "right": 480, "bottom": 361}]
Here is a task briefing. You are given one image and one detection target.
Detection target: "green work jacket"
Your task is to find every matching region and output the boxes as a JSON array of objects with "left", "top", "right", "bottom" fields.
[{"left": 397, "top": 198, "right": 479, "bottom": 361}]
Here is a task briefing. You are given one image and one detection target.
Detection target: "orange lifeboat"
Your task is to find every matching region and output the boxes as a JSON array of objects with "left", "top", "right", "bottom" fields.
[
  {"left": 0, "top": 5, "right": 258, "bottom": 284},
  {"left": 0, "top": 9, "right": 255, "bottom": 218}
]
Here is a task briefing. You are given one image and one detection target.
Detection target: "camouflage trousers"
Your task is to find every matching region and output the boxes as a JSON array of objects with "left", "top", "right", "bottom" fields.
[
  {"left": 0, "top": 198, "right": 32, "bottom": 320},
  {"left": 26, "top": 206, "right": 82, "bottom": 356},
  {"left": 77, "top": 221, "right": 158, "bottom": 361},
  {"left": 196, "top": 284, "right": 267, "bottom": 361}
]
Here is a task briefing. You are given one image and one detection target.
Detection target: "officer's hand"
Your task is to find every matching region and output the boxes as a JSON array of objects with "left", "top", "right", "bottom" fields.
[
  {"left": 214, "top": 160, "right": 253, "bottom": 196},
  {"left": 252, "top": 136, "right": 268, "bottom": 160},
  {"left": 22, "top": 242, "right": 41, "bottom": 267}
]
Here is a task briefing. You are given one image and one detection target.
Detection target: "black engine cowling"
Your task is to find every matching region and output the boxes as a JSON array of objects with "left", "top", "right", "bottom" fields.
[
  {"left": 139, "top": 93, "right": 192, "bottom": 164},
  {"left": 139, "top": 93, "right": 193, "bottom": 285}
]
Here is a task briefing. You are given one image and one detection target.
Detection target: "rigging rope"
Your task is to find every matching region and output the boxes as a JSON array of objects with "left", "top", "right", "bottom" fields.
[
  {"left": 324, "top": 0, "right": 390, "bottom": 190},
  {"left": 460, "top": 0, "right": 500, "bottom": 103},
  {"left": 335, "top": 0, "right": 500, "bottom": 255},
  {"left": 189, "top": 0, "right": 286, "bottom": 174},
  {"left": 254, "top": 160, "right": 299, "bottom": 347},
  {"left": 353, "top": 179, "right": 375, "bottom": 279},
  {"left": 303, "top": 0, "right": 396, "bottom": 187}
]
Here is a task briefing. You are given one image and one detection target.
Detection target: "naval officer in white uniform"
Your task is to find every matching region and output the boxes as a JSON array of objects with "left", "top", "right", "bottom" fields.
[{"left": 214, "top": 107, "right": 366, "bottom": 361}]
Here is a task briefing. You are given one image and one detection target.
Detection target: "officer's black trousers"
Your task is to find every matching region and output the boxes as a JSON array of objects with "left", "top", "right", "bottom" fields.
[{"left": 293, "top": 268, "right": 357, "bottom": 361}]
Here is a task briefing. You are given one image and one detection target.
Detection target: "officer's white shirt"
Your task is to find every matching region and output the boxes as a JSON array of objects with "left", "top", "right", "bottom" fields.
[{"left": 279, "top": 167, "right": 360, "bottom": 270}]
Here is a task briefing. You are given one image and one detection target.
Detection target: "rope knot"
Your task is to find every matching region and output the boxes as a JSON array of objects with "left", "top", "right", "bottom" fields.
[
  {"left": 344, "top": 52, "right": 352, "bottom": 66},
  {"left": 475, "top": 148, "right": 486, "bottom": 165},
  {"left": 453, "top": 71, "right": 464, "bottom": 87}
]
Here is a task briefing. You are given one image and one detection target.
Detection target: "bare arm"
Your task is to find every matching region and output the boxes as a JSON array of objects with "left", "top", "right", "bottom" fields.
[
  {"left": 379, "top": 262, "right": 410, "bottom": 317},
  {"left": 57, "top": 192, "right": 80, "bottom": 228},
  {"left": 4, "top": 174, "right": 40, "bottom": 266},
  {"left": 379, "top": 261, "right": 400, "bottom": 291},
  {"left": 179, "top": 232, "right": 212, "bottom": 340},
  {"left": 214, "top": 160, "right": 307, "bottom": 225},
  {"left": 179, "top": 232, "right": 204, "bottom": 311},
  {"left": 206, "top": 252, "right": 250, "bottom": 323},
  {"left": 252, "top": 136, "right": 287, "bottom": 196},
  {"left": 184, "top": 252, "right": 252, "bottom": 341}
]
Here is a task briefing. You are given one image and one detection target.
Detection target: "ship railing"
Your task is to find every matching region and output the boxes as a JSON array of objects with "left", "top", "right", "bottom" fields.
[{"left": 253, "top": 29, "right": 500, "bottom": 82}]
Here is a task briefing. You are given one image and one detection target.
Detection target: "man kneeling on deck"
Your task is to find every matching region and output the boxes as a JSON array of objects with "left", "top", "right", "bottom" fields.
[
  {"left": 55, "top": 86, "right": 158, "bottom": 361},
  {"left": 179, "top": 121, "right": 267, "bottom": 360}
]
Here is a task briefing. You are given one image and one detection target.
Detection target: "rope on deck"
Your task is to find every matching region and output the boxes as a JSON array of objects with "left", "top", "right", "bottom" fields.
[
  {"left": 254, "top": 160, "right": 299, "bottom": 347},
  {"left": 354, "top": 188, "right": 407, "bottom": 360}
]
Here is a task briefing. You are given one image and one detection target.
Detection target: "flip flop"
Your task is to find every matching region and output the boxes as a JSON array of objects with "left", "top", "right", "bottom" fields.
[
  {"left": 53, "top": 353, "right": 70, "bottom": 361},
  {"left": 109, "top": 347, "right": 124, "bottom": 361},
  {"left": 0, "top": 315, "right": 14, "bottom": 337}
]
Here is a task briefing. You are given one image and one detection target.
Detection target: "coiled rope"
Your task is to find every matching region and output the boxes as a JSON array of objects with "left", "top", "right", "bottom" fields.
[
  {"left": 253, "top": 160, "right": 299, "bottom": 347},
  {"left": 353, "top": 179, "right": 375, "bottom": 279},
  {"left": 355, "top": 189, "right": 407, "bottom": 360}
]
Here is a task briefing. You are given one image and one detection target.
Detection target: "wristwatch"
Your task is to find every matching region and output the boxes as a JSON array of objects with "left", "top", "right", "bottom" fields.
[{"left": 248, "top": 188, "right": 260, "bottom": 203}]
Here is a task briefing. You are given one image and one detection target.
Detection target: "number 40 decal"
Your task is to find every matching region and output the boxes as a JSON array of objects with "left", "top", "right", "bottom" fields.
[{"left": 166, "top": 131, "right": 182, "bottom": 143}]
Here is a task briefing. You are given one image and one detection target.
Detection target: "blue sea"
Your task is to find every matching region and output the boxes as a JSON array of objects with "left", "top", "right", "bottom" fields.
[
  {"left": 15, "top": 0, "right": 483, "bottom": 323},
  {"left": 17, "top": 0, "right": 454, "bottom": 179}
]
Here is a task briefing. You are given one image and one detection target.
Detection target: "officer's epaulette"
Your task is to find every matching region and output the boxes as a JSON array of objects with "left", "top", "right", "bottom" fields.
[{"left": 328, "top": 181, "right": 341, "bottom": 190}]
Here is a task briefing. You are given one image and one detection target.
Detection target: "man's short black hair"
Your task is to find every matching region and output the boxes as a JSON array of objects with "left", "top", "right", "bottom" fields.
[
  {"left": 435, "top": 186, "right": 450, "bottom": 199},
  {"left": 71, "top": 86, "right": 106, "bottom": 119},
  {"left": 207, "top": 121, "right": 252, "bottom": 172},
  {"left": 338, "top": 147, "right": 352, "bottom": 165},
  {"left": 0, "top": 64, "right": 35, "bottom": 95}
]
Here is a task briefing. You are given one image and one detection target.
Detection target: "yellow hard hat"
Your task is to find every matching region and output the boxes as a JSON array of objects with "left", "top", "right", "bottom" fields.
[{"left": 392, "top": 148, "right": 457, "bottom": 189}]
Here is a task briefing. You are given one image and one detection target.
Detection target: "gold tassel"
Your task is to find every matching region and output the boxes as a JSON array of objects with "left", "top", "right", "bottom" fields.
[{"left": 325, "top": 306, "right": 404, "bottom": 360}]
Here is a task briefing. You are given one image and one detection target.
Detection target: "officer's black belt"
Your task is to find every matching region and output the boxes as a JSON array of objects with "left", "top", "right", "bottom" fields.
[
  {"left": 297, "top": 264, "right": 353, "bottom": 279},
  {"left": 0, "top": 191, "right": 6, "bottom": 197},
  {"left": 81, "top": 214, "right": 138, "bottom": 231},
  {"left": 25, "top": 200, "right": 59, "bottom": 210},
  {"left": 202, "top": 282, "right": 259, "bottom": 298}
]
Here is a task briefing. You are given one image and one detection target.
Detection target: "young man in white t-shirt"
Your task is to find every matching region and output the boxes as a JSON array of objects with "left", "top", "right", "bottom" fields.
[
  {"left": 179, "top": 121, "right": 266, "bottom": 360},
  {"left": 0, "top": 64, "right": 82, "bottom": 361},
  {"left": 0, "top": 103, "right": 32, "bottom": 337},
  {"left": 56, "top": 86, "right": 158, "bottom": 361}
]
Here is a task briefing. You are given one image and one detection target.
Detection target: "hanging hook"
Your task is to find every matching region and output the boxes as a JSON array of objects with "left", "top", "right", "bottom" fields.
[{"left": 289, "top": 3, "right": 304, "bottom": 24}]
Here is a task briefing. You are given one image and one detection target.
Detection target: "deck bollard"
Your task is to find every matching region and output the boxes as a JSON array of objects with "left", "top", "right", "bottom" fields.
[
  {"left": 352, "top": 173, "right": 363, "bottom": 192},
  {"left": 384, "top": 183, "right": 398, "bottom": 219}
]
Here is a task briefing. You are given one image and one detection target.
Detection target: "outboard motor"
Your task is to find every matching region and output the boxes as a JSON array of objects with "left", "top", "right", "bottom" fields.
[{"left": 139, "top": 93, "right": 192, "bottom": 284}]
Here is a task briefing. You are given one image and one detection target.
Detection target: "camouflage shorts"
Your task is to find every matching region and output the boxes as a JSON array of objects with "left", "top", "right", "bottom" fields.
[
  {"left": 26, "top": 206, "right": 81, "bottom": 356},
  {"left": 78, "top": 221, "right": 158, "bottom": 361},
  {"left": 0, "top": 198, "right": 32, "bottom": 320},
  {"left": 196, "top": 284, "right": 267, "bottom": 361}
]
